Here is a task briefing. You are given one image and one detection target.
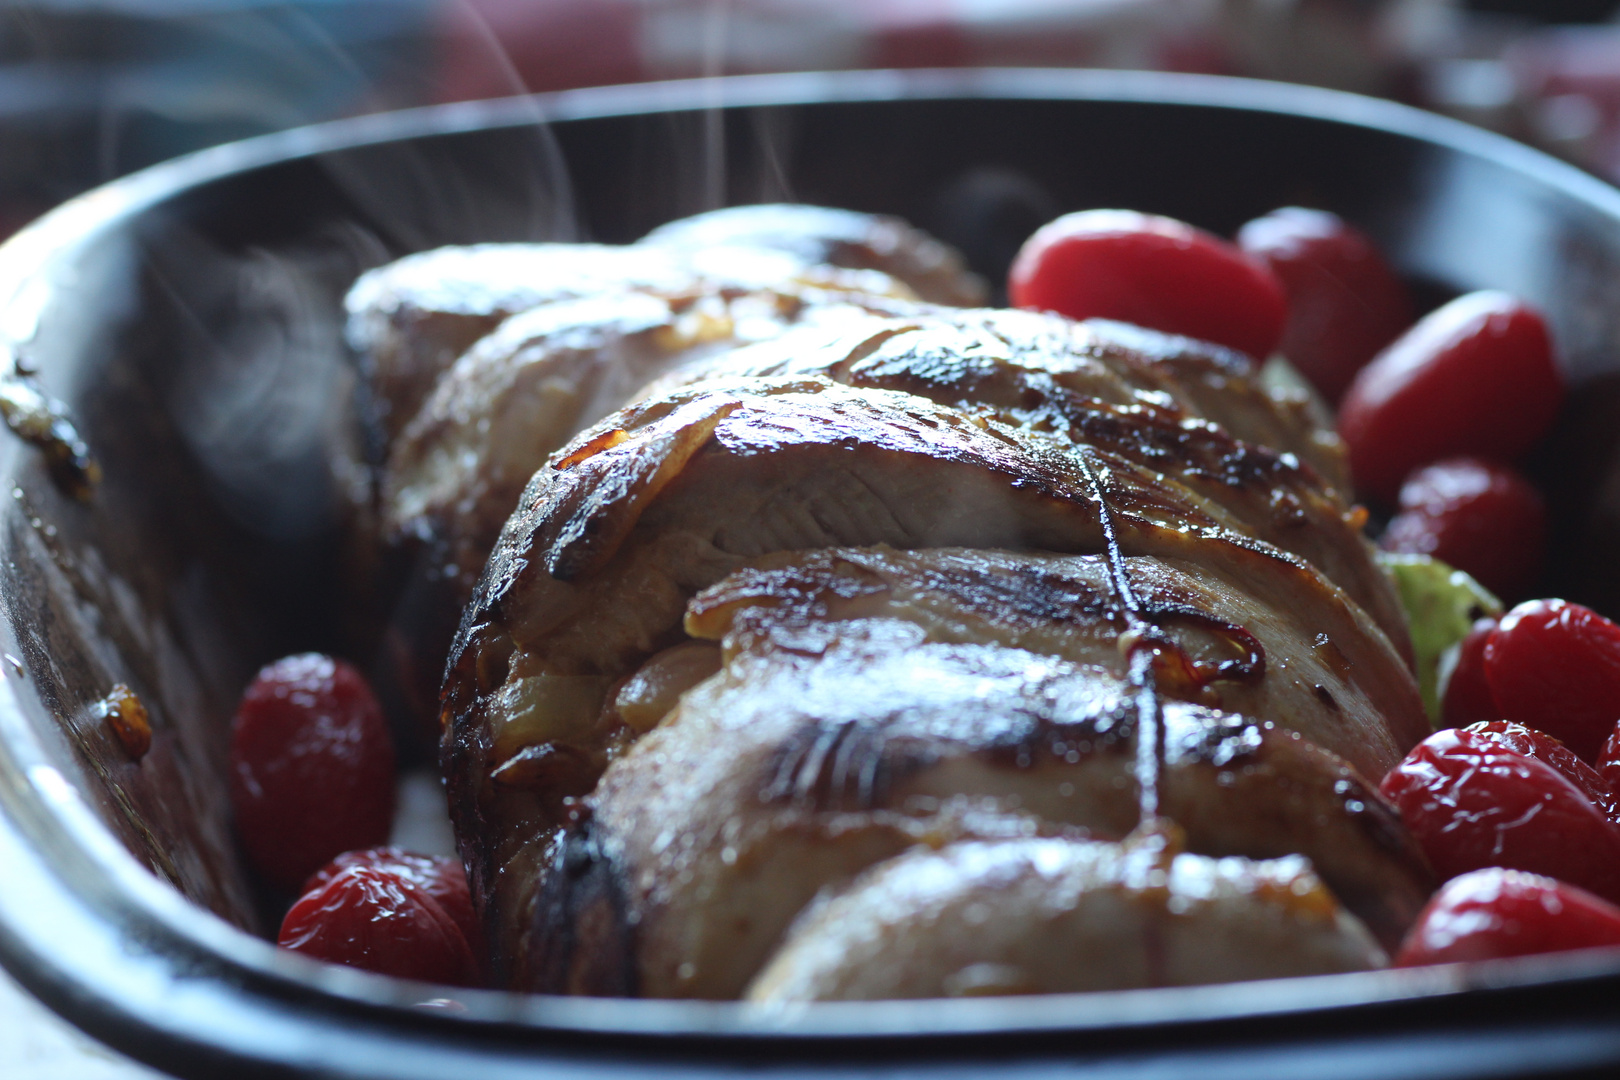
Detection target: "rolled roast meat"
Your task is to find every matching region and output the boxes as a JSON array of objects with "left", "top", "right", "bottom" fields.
[{"left": 347, "top": 206, "right": 1432, "bottom": 1000}]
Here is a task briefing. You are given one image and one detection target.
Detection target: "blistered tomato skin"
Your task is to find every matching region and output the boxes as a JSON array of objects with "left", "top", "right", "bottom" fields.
[
  {"left": 1462, "top": 721, "right": 1617, "bottom": 821},
  {"left": 305, "top": 847, "right": 482, "bottom": 956},
  {"left": 278, "top": 864, "right": 479, "bottom": 986},
  {"left": 1338, "top": 292, "right": 1562, "bottom": 504},
  {"left": 1396, "top": 868, "right": 1620, "bottom": 966},
  {"left": 1484, "top": 600, "right": 1620, "bottom": 763},
  {"left": 1600, "top": 726, "right": 1620, "bottom": 797},
  {"left": 1379, "top": 726, "right": 1620, "bottom": 904},
  {"left": 1236, "top": 206, "right": 1412, "bottom": 403},
  {"left": 1379, "top": 458, "right": 1547, "bottom": 600},
  {"left": 230, "top": 654, "right": 396, "bottom": 891},
  {"left": 1008, "top": 210, "right": 1287, "bottom": 361}
]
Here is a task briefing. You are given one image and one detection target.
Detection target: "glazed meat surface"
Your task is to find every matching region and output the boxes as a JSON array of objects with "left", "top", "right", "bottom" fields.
[
  {"left": 647, "top": 309, "right": 1399, "bottom": 644},
  {"left": 439, "top": 369, "right": 1423, "bottom": 994},
  {"left": 561, "top": 621, "right": 1427, "bottom": 998}
]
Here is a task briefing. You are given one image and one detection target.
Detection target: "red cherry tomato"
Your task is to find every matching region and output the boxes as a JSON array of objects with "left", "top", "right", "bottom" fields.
[
  {"left": 1396, "top": 867, "right": 1620, "bottom": 966},
  {"left": 1008, "top": 209, "right": 1287, "bottom": 361},
  {"left": 1462, "top": 721, "right": 1617, "bottom": 821},
  {"left": 305, "top": 847, "right": 481, "bottom": 957},
  {"left": 1484, "top": 600, "right": 1620, "bottom": 763},
  {"left": 1379, "top": 726, "right": 1620, "bottom": 903},
  {"left": 1441, "top": 617, "right": 1500, "bottom": 729},
  {"left": 279, "top": 864, "right": 479, "bottom": 986},
  {"left": 230, "top": 654, "right": 396, "bottom": 891},
  {"left": 1379, "top": 457, "right": 1547, "bottom": 600},
  {"left": 1338, "top": 291, "right": 1563, "bottom": 504},
  {"left": 1236, "top": 206, "right": 1412, "bottom": 403}
]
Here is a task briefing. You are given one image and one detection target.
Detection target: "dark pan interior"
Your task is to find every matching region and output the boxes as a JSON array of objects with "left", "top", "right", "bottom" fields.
[{"left": 5, "top": 69, "right": 1620, "bottom": 1079}]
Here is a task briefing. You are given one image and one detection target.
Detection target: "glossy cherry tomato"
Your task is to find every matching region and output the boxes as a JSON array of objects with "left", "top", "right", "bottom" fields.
[
  {"left": 1463, "top": 721, "right": 1617, "bottom": 821},
  {"left": 1441, "top": 617, "right": 1500, "bottom": 729},
  {"left": 1379, "top": 457, "right": 1547, "bottom": 600},
  {"left": 1380, "top": 726, "right": 1620, "bottom": 903},
  {"left": 304, "top": 847, "right": 481, "bottom": 956},
  {"left": 1338, "top": 291, "right": 1563, "bottom": 504},
  {"left": 279, "top": 864, "right": 479, "bottom": 985},
  {"left": 230, "top": 654, "right": 396, "bottom": 891},
  {"left": 1008, "top": 209, "right": 1287, "bottom": 361},
  {"left": 1484, "top": 600, "right": 1620, "bottom": 763},
  {"left": 1396, "top": 867, "right": 1620, "bottom": 966},
  {"left": 1236, "top": 206, "right": 1412, "bottom": 403}
]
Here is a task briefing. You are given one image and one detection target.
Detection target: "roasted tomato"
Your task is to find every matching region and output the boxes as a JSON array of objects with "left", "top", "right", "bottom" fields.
[
  {"left": 1338, "top": 292, "right": 1563, "bottom": 504},
  {"left": 230, "top": 654, "right": 396, "bottom": 891},
  {"left": 279, "top": 864, "right": 479, "bottom": 986},
  {"left": 1236, "top": 206, "right": 1412, "bottom": 403},
  {"left": 1484, "top": 600, "right": 1620, "bottom": 763},
  {"left": 1380, "top": 725, "right": 1620, "bottom": 904},
  {"left": 1008, "top": 209, "right": 1287, "bottom": 360},
  {"left": 304, "top": 847, "right": 481, "bottom": 956},
  {"left": 1440, "top": 617, "right": 1500, "bottom": 730},
  {"left": 1379, "top": 458, "right": 1546, "bottom": 601},
  {"left": 1396, "top": 868, "right": 1620, "bottom": 966}
]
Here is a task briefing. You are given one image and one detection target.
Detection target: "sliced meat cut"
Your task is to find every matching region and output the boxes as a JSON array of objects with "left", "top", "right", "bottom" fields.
[
  {"left": 346, "top": 241, "right": 915, "bottom": 439},
  {"left": 650, "top": 311, "right": 1399, "bottom": 646},
  {"left": 746, "top": 833, "right": 1387, "bottom": 1002},
  {"left": 685, "top": 546, "right": 1423, "bottom": 777}
]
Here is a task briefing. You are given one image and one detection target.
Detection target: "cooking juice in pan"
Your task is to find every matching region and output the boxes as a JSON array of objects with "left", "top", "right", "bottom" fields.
[{"left": 235, "top": 201, "right": 1620, "bottom": 996}]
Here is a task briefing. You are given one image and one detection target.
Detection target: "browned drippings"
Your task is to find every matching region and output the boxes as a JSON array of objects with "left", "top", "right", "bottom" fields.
[
  {"left": 1132, "top": 609, "right": 1266, "bottom": 694},
  {"left": 554, "top": 428, "right": 630, "bottom": 470},
  {"left": 0, "top": 371, "right": 100, "bottom": 501},
  {"left": 97, "top": 683, "right": 151, "bottom": 761},
  {"left": 490, "top": 742, "right": 596, "bottom": 794}
]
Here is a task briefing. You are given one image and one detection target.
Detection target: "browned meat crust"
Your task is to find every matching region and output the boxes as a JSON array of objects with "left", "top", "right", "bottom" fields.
[
  {"left": 647, "top": 310, "right": 1401, "bottom": 648},
  {"left": 373, "top": 293, "right": 901, "bottom": 727},
  {"left": 440, "top": 371, "right": 1423, "bottom": 992}
]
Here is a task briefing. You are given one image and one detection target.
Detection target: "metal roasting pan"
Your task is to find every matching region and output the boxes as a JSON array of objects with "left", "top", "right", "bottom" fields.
[{"left": 4, "top": 68, "right": 1620, "bottom": 1080}]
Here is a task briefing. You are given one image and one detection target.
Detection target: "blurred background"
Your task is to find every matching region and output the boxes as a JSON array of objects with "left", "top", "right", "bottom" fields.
[
  {"left": 4, "top": 0, "right": 1620, "bottom": 242},
  {"left": 4, "top": 2, "right": 1619, "bottom": 1076}
]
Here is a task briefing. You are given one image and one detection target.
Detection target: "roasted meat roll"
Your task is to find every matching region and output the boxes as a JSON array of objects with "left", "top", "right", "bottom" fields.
[{"left": 437, "top": 300, "right": 1429, "bottom": 994}]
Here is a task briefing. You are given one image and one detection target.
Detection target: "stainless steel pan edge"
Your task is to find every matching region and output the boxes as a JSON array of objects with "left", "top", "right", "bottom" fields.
[{"left": 1, "top": 68, "right": 1619, "bottom": 1078}]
